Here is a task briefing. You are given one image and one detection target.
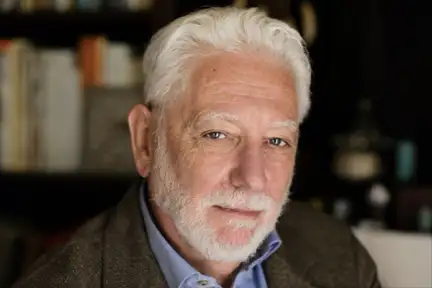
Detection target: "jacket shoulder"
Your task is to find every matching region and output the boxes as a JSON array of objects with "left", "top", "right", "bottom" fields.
[
  {"left": 12, "top": 212, "right": 108, "bottom": 288},
  {"left": 276, "top": 201, "right": 380, "bottom": 288},
  {"left": 280, "top": 201, "right": 353, "bottom": 239},
  {"left": 277, "top": 201, "right": 357, "bottom": 263}
]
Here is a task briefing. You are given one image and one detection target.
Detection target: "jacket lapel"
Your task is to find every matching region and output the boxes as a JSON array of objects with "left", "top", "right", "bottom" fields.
[
  {"left": 102, "top": 181, "right": 166, "bottom": 288},
  {"left": 265, "top": 205, "right": 324, "bottom": 288},
  {"left": 265, "top": 242, "right": 318, "bottom": 288}
]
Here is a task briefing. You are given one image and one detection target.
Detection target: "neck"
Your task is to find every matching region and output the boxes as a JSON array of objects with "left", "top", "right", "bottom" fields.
[{"left": 149, "top": 201, "right": 240, "bottom": 285}]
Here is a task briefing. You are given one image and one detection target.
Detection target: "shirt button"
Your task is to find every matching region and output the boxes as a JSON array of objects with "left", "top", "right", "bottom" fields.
[{"left": 197, "top": 279, "right": 209, "bottom": 286}]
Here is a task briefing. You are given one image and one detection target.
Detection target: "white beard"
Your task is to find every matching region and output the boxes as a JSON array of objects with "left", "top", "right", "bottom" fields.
[{"left": 149, "top": 129, "right": 290, "bottom": 262}]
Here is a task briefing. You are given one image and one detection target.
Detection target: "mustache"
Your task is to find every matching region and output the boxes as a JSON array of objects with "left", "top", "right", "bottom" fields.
[{"left": 200, "top": 190, "right": 275, "bottom": 211}]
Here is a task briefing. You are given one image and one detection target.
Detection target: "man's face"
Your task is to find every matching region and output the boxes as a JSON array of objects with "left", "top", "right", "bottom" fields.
[{"left": 150, "top": 51, "right": 298, "bottom": 262}]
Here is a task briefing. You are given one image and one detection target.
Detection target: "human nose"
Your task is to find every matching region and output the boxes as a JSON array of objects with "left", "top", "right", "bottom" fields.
[{"left": 229, "top": 143, "right": 266, "bottom": 192}]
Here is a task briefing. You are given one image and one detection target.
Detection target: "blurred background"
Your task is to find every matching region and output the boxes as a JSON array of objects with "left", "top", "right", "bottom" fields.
[{"left": 0, "top": 0, "right": 430, "bottom": 287}]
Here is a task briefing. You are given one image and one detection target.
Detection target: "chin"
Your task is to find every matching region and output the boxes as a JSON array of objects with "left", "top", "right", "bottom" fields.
[
  {"left": 177, "top": 214, "right": 275, "bottom": 262},
  {"left": 216, "top": 226, "right": 256, "bottom": 246},
  {"left": 209, "top": 222, "right": 274, "bottom": 262}
]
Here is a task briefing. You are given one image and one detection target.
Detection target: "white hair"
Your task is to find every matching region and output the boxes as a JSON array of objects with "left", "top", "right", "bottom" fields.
[{"left": 143, "top": 6, "right": 312, "bottom": 123}]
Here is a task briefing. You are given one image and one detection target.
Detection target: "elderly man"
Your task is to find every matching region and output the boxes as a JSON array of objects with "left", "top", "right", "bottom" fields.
[{"left": 13, "top": 7, "right": 380, "bottom": 288}]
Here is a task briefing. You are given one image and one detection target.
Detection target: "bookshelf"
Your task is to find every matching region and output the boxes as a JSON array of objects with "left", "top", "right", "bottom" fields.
[
  {"left": 0, "top": 9, "right": 160, "bottom": 255},
  {"left": 0, "top": 12, "right": 149, "bottom": 258},
  {"left": 0, "top": 3, "right": 176, "bottom": 248}
]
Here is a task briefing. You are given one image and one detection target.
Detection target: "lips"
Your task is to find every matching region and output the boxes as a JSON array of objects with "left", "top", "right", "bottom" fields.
[{"left": 213, "top": 205, "right": 262, "bottom": 218}]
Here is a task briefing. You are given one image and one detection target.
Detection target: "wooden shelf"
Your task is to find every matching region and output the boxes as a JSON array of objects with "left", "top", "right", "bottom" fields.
[
  {"left": 0, "top": 171, "right": 138, "bottom": 233},
  {"left": 0, "top": 11, "right": 158, "bottom": 45}
]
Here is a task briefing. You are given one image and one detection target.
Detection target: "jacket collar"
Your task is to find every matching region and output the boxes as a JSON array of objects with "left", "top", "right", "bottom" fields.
[
  {"left": 265, "top": 238, "right": 318, "bottom": 288},
  {"left": 103, "top": 180, "right": 166, "bottom": 287}
]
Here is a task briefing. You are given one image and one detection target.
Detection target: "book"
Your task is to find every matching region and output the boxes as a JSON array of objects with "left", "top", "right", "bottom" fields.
[{"left": 0, "top": 37, "right": 143, "bottom": 172}]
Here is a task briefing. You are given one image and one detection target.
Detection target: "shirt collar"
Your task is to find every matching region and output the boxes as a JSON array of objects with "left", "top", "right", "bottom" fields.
[
  {"left": 139, "top": 183, "right": 281, "bottom": 287},
  {"left": 247, "top": 229, "right": 281, "bottom": 270}
]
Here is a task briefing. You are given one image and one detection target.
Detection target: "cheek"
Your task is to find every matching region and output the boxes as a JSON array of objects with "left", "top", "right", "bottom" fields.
[
  {"left": 176, "top": 143, "right": 234, "bottom": 196},
  {"left": 265, "top": 157, "right": 295, "bottom": 201}
]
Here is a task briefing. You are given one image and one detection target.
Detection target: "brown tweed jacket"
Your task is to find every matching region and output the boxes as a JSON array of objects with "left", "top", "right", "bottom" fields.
[{"left": 12, "top": 182, "right": 381, "bottom": 288}]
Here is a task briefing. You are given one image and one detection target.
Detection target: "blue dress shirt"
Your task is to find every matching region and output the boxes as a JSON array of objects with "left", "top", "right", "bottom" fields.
[{"left": 139, "top": 184, "right": 281, "bottom": 288}]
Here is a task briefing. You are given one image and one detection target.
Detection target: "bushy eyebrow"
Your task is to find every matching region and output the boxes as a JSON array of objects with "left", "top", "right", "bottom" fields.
[
  {"left": 191, "top": 110, "right": 298, "bottom": 134},
  {"left": 270, "top": 120, "right": 298, "bottom": 132}
]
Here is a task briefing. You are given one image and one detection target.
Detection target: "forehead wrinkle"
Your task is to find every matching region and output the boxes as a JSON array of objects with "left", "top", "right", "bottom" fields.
[
  {"left": 200, "top": 111, "right": 239, "bottom": 122},
  {"left": 201, "top": 80, "right": 295, "bottom": 102}
]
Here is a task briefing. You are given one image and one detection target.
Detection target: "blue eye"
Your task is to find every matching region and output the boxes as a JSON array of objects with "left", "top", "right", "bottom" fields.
[
  {"left": 203, "top": 131, "right": 227, "bottom": 140},
  {"left": 268, "top": 138, "right": 288, "bottom": 147}
]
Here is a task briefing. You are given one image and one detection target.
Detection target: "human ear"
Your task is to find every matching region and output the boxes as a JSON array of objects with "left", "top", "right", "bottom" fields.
[{"left": 128, "top": 104, "right": 152, "bottom": 177}]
